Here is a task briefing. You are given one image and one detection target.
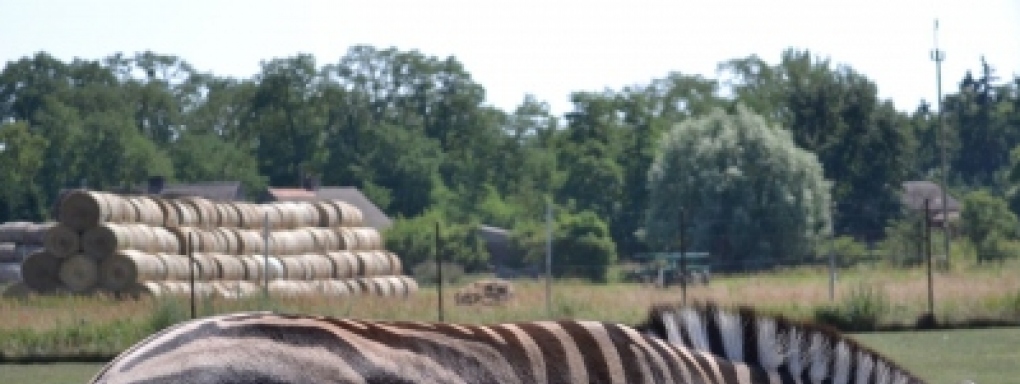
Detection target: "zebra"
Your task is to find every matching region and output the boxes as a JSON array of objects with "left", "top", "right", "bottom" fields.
[{"left": 90, "top": 301, "right": 926, "bottom": 384}]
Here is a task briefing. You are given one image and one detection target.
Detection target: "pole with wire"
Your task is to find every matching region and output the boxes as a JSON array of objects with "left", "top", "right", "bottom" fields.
[{"left": 931, "top": 19, "right": 951, "bottom": 270}]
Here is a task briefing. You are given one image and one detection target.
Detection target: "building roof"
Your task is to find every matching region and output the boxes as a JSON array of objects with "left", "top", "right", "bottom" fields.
[
  {"left": 158, "top": 181, "right": 245, "bottom": 202},
  {"left": 902, "top": 181, "right": 961, "bottom": 212},
  {"left": 265, "top": 188, "right": 317, "bottom": 201}
]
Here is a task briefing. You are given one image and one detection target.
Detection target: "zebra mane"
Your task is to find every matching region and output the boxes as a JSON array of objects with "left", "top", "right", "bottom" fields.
[{"left": 637, "top": 301, "right": 926, "bottom": 384}]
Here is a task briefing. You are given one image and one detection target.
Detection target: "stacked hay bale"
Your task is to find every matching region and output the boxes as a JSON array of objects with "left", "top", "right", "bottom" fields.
[{"left": 13, "top": 189, "right": 416, "bottom": 299}]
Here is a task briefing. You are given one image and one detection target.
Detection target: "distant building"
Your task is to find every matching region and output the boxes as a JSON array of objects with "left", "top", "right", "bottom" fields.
[{"left": 902, "top": 180, "right": 961, "bottom": 227}]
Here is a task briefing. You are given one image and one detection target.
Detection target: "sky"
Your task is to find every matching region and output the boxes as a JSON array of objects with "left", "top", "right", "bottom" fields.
[{"left": 1, "top": 0, "right": 1018, "bottom": 116}]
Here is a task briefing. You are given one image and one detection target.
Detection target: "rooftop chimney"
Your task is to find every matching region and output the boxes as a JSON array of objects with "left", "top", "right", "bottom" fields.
[
  {"left": 147, "top": 176, "right": 166, "bottom": 194},
  {"left": 303, "top": 175, "right": 321, "bottom": 191}
]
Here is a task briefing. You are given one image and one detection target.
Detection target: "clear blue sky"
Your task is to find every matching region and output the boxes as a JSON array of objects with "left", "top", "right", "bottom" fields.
[{"left": 2, "top": 0, "right": 1018, "bottom": 116}]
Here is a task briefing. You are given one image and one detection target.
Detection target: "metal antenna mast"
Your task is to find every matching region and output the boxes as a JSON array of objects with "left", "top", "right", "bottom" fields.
[{"left": 931, "top": 19, "right": 950, "bottom": 269}]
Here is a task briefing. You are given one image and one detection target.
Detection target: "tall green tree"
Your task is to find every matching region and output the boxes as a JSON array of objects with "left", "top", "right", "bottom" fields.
[
  {"left": 646, "top": 107, "right": 831, "bottom": 269},
  {"left": 719, "top": 50, "right": 913, "bottom": 239},
  {"left": 0, "top": 121, "right": 47, "bottom": 221},
  {"left": 961, "top": 190, "right": 1018, "bottom": 262}
]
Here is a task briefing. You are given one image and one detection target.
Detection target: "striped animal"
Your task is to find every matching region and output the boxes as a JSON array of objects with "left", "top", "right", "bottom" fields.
[{"left": 90, "top": 302, "right": 925, "bottom": 383}]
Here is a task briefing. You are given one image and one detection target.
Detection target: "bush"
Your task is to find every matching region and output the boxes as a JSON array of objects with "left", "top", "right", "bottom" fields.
[
  {"left": 813, "top": 283, "right": 889, "bottom": 331},
  {"left": 412, "top": 262, "right": 465, "bottom": 286}
]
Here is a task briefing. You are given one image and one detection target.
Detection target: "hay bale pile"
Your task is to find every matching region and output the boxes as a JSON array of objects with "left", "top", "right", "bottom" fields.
[{"left": 12, "top": 189, "right": 416, "bottom": 299}]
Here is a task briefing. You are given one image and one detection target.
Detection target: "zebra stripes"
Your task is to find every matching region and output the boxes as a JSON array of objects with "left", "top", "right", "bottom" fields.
[{"left": 89, "top": 303, "right": 926, "bottom": 384}]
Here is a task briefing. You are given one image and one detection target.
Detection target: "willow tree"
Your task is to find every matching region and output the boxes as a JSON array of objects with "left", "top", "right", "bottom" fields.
[{"left": 645, "top": 106, "right": 831, "bottom": 270}]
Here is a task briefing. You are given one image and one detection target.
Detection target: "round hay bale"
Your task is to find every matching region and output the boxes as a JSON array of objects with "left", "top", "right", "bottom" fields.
[
  {"left": 278, "top": 256, "right": 309, "bottom": 280},
  {"left": 20, "top": 250, "right": 63, "bottom": 293},
  {"left": 58, "top": 190, "right": 116, "bottom": 231},
  {"left": 209, "top": 254, "right": 246, "bottom": 280},
  {"left": 100, "top": 250, "right": 167, "bottom": 290},
  {"left": 351, "top": 251, "right": 375, "bottom": 277},
  {"left": 324, "top": 251, "right": 356, "bottom": 278},
  {"left": 293, "top": 230, "right": 317, "bottom": 254},
  {"left": 127, "top": 197, "right": 165, "bottom": 227},
  {"left": 230, "top": 202, "right": 258, "bottom": 229},
  {"left": 59, "top": 254, "right": 99, "bottom": 293},
  {"left": 146, "top": 196, "right": 176, "bottom": 227},
  {"left": 157, "top": 281, "right": 214, "bottom": 297},
  {"left": 191, "top": 253, "right": 221, "bottom": 280},
  {"left": 240, "top": 255, "right": 284, "bottom": 281},
  {"left": 150, "top": 227, "right": 180, "bottom": 254},
  {"left": 318, "top": 279, "right": 350, "bottom": 297},
  {"left": 215, "top": 203, "right": 240, "bottom": 228},
  {"left": 157, "top": 253, "right": 200, "bottom": 280},
  {"left": 398, "top": 276, "right": 419, "bottom": 295},
  {"left": 168, "top": 200, "right": 199, "bottom": 227},
  {"left": 347, "top": 228, "right": 382, "bottom": 250},
  {"left": 354, "top": 278, "right": 377, "bottom": 295},
  {"left": 343, "top": 279, "right": 363, "bottom": 296},
  {"left": 329, "top": 201, "right": 363, "bottom": 227},
  {"left": 302, "top": 254, "right": 335, "bottom": 279},
  {"left": 212, "top": 228, "right": 238, "bottom": 255},
  {"left": 168, "top": 227, "right": 203, "bottom": 254},
  {"left": 236, "top": 229, "right": 266, "bottom": 255},
  {"left": 43, "top": 223, "right": 81, "bottom": 256},
  {"left": 384, "top": 251, "right": 403, "bottom": 275},
  {"left": 384, "top": 276, "right": 407, "bottom": 297},
  {"left": 262, "top": 204, "right": 286, "bottom": 230},
  {"left": 0, "top": 242, "right": 20, "bottom": 263},
  {"left": 370, "top": 277, "right": 393, "bottom": 297},
  {"left": 335, "top": 227, "right": 358, "bottom": 250},
  {"left": 297, "top": 203, "right": 320, "bottom": 228},
  {"left": 313, "top": 202, "right": 340, "bottom": 227},
  {"left": 314, "top": 228, "right": 342, "bottom": 251},
  {"left": 211, "top": 281, "right": 255, "bottom": 299},
  {"left": 82, "top": 223, "right": 136, "bottom": 258}
]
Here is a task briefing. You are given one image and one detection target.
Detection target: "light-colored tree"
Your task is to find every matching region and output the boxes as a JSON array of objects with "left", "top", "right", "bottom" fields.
[{"left": 645, "top": 106, "right": 831, "bottom": 269}]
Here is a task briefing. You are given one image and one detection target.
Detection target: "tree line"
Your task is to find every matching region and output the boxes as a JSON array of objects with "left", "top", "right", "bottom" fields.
[{"left": 1, "top": 47, "right": 1019, "bottom": 278}]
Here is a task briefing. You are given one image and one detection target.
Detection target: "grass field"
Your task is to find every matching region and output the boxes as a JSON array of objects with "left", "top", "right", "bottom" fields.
[
  {"left": 2, "top": 327, "right": 1016, "bottom": 384},
  {"left": 1, "top": 263, "right": 1018, "bottom": 382}
]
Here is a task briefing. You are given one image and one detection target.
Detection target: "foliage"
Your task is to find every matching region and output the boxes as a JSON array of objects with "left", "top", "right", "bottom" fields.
[
  {"left": 719, "top": 50, "right": 915, "bottom": 240},
  {"left": 0, "top": 47, "right": 1017, "bottom": 277},
  {"left": 961, "top": 190, "right": 1018, "bottom": 262},
  {"left": 410, "top": 262, "right": 465, "bottom": 286},
  {"left": 828, "top": 235, "right": 872, "bottom": 263},
  {"left": 383, "top": 209, "right": 490, "bottom": 273},
  {"left": 813, "top": 282, "right": 890, "bottom": 331},
  {"left": 646, "top": 106, "right": 831, "bottom": 270},
  {"left": 511, "top": 208, "right": 618, "bottom": 282}
]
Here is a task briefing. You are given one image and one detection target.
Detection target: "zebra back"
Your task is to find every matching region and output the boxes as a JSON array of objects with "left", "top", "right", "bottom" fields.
[{"left": 638, "top": 302, "right": 927, "bottom": 384}]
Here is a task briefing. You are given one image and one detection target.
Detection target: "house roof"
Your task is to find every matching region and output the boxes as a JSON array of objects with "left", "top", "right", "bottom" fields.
[
  {"left": 902, "top": 181, "right": 961, "bottom": 212},
  {"left": 158, "top": 181, "right": 244, "bottom": 202},
  {"left": 266, "top": 188, "right": 317, "bottom": 201},
  {"left": 267, "top": 186, "right": 392, "bottom": 230}
]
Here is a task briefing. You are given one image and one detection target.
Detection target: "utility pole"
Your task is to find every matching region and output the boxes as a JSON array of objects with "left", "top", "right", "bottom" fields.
[
  {"left": 545, "top": 199, "right": 553, "bottom": 317},
  {"left": 679, "top": 209, "right": 687, "bottom": 306},
  {"left": 931, "top": 19, "right": 951, "bottom": 270},
  {"left": 435, "top": 222, "right": 444, "bottom": 323}
]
